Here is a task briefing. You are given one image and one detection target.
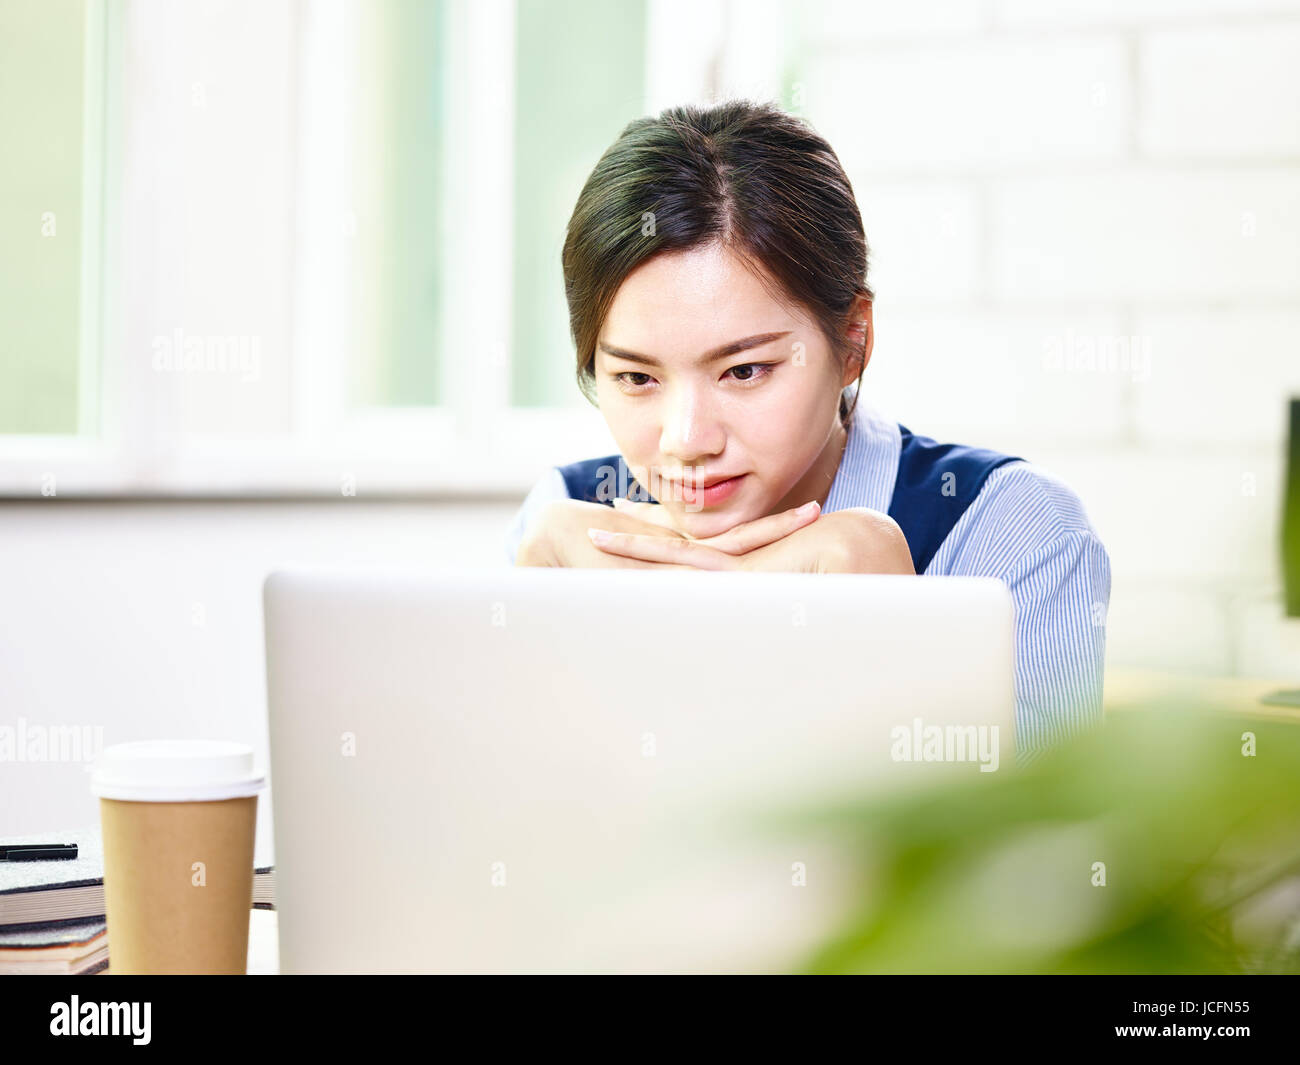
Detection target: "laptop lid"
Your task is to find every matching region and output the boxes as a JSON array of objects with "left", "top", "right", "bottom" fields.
[{"left": 263, "top": 566, "right": 1014, "bottom": 973}]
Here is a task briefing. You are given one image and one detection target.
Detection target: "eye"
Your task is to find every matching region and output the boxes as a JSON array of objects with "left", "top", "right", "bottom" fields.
[
  {"left": 613, "top": 371, "right": 655, "bottom": 391},
  {"left": 610, "top": 362, "right": 776, "bottom": 393},
  {"left": 726, "top": 362, "right": 775, "bottom": 384}
]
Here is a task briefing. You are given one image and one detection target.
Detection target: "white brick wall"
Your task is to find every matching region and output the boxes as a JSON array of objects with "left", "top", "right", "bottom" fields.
[
  {"left": 803, "top": 0, "right": 988, "bottom": 41},
  {"left": 1133, "top": 310, "right": 1300, "bottom": 446},
  {"left": 1233, "top": 592, "right": 1300, "bottom": 676},
  {"left": 995, "top": 0, "right": 1300, "bottom": 28},
  {"left": 1141, "top": 23, "right": 1300, "bottom": 158},
  {"left": 855, "top": 183, "right": 982, "bottom": 305},
  {"left": 868, "top": 311, "right": 1129, "bottom": 445},
  {"left": 798, "top": 1, "right": 1300, "bottom": 682},
  {"left": 806, "top": 37, "right": 1132, "bottom": 173},
  {"left": 1104, "top": 580, "right": 1234, "bottom": 674},
  {"left": 991, "top": 170, "right": 1300, "bottom": 302}
]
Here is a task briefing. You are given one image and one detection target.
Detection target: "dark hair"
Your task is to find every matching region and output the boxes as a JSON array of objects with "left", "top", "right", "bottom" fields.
[{"left": 562, "top": 99, "right": 874, "bottom": 429}]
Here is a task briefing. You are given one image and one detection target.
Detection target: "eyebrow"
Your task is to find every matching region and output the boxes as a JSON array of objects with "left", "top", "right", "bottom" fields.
[{"left": 597, "top": 331, "right": 792, "bottom": 368}]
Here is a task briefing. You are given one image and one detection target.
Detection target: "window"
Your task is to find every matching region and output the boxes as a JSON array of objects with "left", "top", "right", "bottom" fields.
[
  {"left": 510, "top": 0, "right": 647, "bottom": 409},
  {"left": 0, "top": 0, "right": 104, "bottom": 438},
  {"left": 0, "top": 0, "right": 753, "bottom": 497}
]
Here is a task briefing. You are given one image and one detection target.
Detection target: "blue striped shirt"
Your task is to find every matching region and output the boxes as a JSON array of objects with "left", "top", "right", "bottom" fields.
[{"left": 504, "top": 398, "right": 1112, "bottom": 762}]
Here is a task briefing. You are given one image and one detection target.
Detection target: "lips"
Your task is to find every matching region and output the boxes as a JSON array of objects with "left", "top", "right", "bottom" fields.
[
  {"left": 661, "top": 474, "right": 747, "bottom": 507},
  {"left": 672, "top": 477, "right": 736, "bottom": 491}
]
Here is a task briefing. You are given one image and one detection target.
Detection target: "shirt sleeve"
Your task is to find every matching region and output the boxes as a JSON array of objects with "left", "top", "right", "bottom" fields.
[
  {"left": 999, "top": 527, "right": 1111, "bottom": 762},
  {"left": 503, "top": 466, "right": 571, "bottom": 565},
  {"left": 929, "top": 462, "right": 1112, "bottom": 763}
]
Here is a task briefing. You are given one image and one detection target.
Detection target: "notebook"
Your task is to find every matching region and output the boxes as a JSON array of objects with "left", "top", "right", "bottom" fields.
[
  {"left": 0, "top": 916, "right": 109, "bottom": 975},
  {"left": 0, "top": 825, "right": 275, "bottom": 927}
]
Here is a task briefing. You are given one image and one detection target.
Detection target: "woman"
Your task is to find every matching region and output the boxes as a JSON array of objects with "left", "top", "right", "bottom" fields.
[{"left": 505, "top": 100, "right": 1110, "bottom": 761}]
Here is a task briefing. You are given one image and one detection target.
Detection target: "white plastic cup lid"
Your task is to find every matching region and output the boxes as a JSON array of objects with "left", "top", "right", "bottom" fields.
[{"left": 90, "top": 740, "right": 266, "bottom": 802}]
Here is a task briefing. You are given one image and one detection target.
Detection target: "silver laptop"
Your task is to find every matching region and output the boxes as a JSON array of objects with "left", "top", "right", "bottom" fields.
[{"left": 263, "top": 566, "right": 1015, "bottom": 974}]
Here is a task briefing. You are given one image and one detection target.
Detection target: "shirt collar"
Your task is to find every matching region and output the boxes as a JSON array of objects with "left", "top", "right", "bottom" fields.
[{"left": 823, "top": 389, "right": 901, "bottom": 515}]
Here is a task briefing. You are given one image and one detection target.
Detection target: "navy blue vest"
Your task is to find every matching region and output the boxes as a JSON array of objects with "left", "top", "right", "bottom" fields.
[{"left": 557, "top": 424, "right": 1023, "bottom": 574}]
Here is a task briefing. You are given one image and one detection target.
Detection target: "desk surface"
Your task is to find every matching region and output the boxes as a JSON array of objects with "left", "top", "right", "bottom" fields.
[
  {"left": 1105, "top": 668, "right": 1300, "bottom": 720},
  {"left": 247, "top": 910, "right": 279, "bottom": 975}
]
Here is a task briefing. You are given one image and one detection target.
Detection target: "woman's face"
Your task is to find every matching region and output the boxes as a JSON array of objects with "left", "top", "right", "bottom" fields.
[{"left": 593, "top": 241, "right": 869, "bottom": 539}]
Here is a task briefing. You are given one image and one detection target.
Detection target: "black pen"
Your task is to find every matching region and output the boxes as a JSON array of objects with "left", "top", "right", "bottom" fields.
[{"left": 0, "top": 844, "right": 79, "bottom": 861}]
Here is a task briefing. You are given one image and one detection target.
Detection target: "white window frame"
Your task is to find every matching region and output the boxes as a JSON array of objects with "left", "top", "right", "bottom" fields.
[{"left": 0, "top": 0, "right": 738, "bottom": 499}]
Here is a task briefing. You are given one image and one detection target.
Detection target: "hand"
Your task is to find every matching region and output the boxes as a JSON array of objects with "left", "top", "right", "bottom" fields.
[
  {"left": 586, "top": 497, "right": 826, "bottom": 571},
  {"left": 587, "top": 504, "right": 915, "bottom": 575},
  {"left": 608, "top": 496, "right": 823, "bottom": 549},
  {"left": 514, "top": 499, "right": 697, "bottom": 569}
]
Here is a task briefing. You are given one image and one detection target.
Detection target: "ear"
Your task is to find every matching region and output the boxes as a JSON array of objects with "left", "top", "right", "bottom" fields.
[{"left": 841, "top": 296, "right": 873, "bottom": 387}]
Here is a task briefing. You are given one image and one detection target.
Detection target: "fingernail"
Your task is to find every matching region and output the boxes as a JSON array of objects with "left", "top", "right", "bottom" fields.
[
  {"left": 796, "top": 500, "right": 820, "bottom": 517},
  {"left": 587, "top": 527, "right": 612, "bottom": 545},
  {"left": 610, "top": 497, "right": 629, "bottom": 508}
]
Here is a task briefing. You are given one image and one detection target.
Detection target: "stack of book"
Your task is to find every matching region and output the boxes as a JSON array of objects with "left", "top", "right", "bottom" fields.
[{"left": 0, "top": 826, "right": 275, "bottom": 974}]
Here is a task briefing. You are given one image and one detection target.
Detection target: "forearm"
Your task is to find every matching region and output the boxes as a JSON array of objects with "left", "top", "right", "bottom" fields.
[{"left": 809, "top": 509, "right": 915, "bottom": 575}]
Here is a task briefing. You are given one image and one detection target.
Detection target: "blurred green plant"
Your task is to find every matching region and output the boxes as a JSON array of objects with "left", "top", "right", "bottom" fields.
[{"left": 769, "top": 706, "right": 1300, "bottom": 974}]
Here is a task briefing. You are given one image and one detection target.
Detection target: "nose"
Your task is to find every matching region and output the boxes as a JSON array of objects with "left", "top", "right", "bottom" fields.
[{"left": 658, "top": 381, "right": 725, "bottom": 467}]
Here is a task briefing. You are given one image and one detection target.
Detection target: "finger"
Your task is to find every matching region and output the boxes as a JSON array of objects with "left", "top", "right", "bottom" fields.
[
  {"left": 693, "top": 500, "right": 821, "bottom": 555},
  {"left": 587, "top": 528, "right": 735, "bottom": 570},
  {"left": 584, "top": 551, "right": 699, "bottom": 572},
  {"left": 610, "top": 497, "right": 689, "bottom": 533}
]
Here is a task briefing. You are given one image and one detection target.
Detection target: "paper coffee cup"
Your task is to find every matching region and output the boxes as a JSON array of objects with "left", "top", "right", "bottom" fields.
[{"left": 91, "top": 740, "right": 265, "bottom": 975}]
